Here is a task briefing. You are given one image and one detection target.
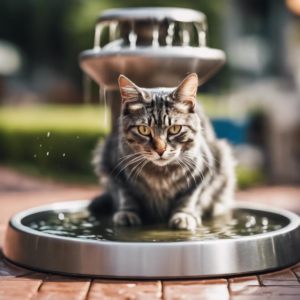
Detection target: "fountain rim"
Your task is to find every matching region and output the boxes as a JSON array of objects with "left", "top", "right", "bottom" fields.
[
  {"left": 7, "top": 200, "right": 300, "bottom": 246},
  {"left": 4, "top": 200, "right": 300, "bottom": 278},
  {"left": 79, "top": 46, "right": 226, "bottom": 62},
  {"left": 97, "top": 7, "right": 207, "bottom": 24}
]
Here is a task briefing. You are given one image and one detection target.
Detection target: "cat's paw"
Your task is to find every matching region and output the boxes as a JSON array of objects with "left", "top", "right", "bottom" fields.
[
  {"left": 169, "top": 212, "right": 201, "bottom": 230},
  {"left": 113, "top": 211, "right": 142, "bottom": 226}
]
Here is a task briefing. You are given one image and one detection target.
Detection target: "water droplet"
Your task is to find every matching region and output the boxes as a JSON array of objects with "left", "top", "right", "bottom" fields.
[
  {"left": 34, "top": 155, "right": 36, "bottom": 157},
  {"left": 249, "top": 216, "right": 256, "bottom": 225},
  {"left": 77, "top": 136, "right": 79, "bottom": 139},
  {"left": 46, "top": 152, "right": 49, "bottom": 156},
  {"left": 63, "top": 153, "right": 65, "bottom": 157},
  {"left": 40, "top": 144, "right": 42, "bottom": 147},
  {"left": 245, "top": 222, "right": 251, "bottom": 228},
  {"left": 58, "top": 213, "right": 64, "bottom": 220},
  {"left": 47, "top": 132, "right": 50, "bottom": 137}
]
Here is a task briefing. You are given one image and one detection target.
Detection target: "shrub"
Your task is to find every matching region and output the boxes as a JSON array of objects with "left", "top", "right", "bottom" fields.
[
  {"left": 0, "top": 105, "right": 110, "bottom": 183},
  {"left": 0, "top": 104, "right": 265, "bottom": 188}
]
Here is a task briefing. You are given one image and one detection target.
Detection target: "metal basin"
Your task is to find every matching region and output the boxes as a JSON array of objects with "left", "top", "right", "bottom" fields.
[
  {"left": 79, "top": 46, "right": 225, "bottom": 88},
  {"left": 3, "top": 200, "right": 300, "bottom": 279}
]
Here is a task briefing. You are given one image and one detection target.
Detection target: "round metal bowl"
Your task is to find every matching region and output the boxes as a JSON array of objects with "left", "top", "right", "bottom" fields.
[
  {"left": 3, "top": 200, "right": 300, "bottom": 279},
  {"left": 79, "top": 46, "right": 225, "bottom": 89}
]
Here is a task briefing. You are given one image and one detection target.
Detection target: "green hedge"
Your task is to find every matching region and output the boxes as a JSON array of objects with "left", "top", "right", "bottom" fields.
[
  {"left": 0, "top": 105, "right": 110, "bottom": 183},
  {"left": 0, "top": 104, "right": 264, "bottom": 187}
]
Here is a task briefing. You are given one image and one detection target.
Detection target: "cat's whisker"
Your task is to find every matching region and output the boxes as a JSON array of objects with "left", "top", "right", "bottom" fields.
[
  {"left": 181, "top": 155, "right": 203, "bottom": 181},
  {"left": 182, "top": 152, "right": 214, "bottom": 169},
  {"left": 182, "top": 153, "right": 213, "bottom": 177},
  {"left": 176, "top": 158, "right": 190, "bottom": 187},
  {"left": 114, "top": 156, "right": 145, "bottom": 179},
  {"left": 110, "top": 154, "right": 140, "bottom": 176},
  {"left": 133, "top": 159, "right": 149, "bottom": 186},
  {"left": 127, "top": 158, "right": 146, "bottom": 182},
  {"left": 185, "top": 151, "right": 219, "bottom": 164},
  {"left": 118, "top": 151, "right": 148, "bottom": 160},
  {"left": 182, "top": 152, "right": 213, "bottom": 169},
  {"left": 179, "top": 157, "right": 198, "bottom": 187}
]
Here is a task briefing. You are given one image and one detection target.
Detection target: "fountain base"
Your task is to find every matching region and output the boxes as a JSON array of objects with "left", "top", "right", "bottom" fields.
[{"left": 3, "top": 200, "right": 300, "bottom": 278}]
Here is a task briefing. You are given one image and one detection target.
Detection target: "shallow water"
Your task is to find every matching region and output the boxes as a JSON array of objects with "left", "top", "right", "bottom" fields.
[{"left": 22, "top": 209, "right": 289, "bottom": 243}]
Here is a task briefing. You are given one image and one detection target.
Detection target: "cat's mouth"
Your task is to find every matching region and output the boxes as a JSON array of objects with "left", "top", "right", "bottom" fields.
[{"left": 150, "top": 155, "right": 175, "bottom": 166}]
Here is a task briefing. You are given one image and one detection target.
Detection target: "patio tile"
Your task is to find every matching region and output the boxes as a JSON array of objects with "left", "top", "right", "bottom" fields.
[
  {"left": 0, "top": 273, "right": 47, "bottom": 300},
  {"left": 230, "top": 285, "right": 300, "bottom": 298},
  {"left": 0, "top": 188, "right": 99, "bottom": 226},
  {"left": 292, "top": 265, "right": 300, "bottom": 279},
  {"left": 229, "top": 276, "right": 260, "bottom": 286},
  {"left": 259, "top": 269, "right": 299, "bottom": 286},
  {"left": 35, "top": 275, "right": 91, "bottom": 300},
  {"left": 0, "top": 225, "right": 6, "bottom": 248},
  {"left": 163, "top": 280, "right": 229, "bottom": 300},
  {"left": 87, "top": 280, "right": 162, "bottom": 300},
  {"left": 0, "top": 251, "right": 33, "bottom": 277}
]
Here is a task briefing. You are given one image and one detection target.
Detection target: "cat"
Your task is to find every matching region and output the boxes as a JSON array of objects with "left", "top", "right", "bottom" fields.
[{"left": 90, "top": 73, "right": 236, "bottom": 230}]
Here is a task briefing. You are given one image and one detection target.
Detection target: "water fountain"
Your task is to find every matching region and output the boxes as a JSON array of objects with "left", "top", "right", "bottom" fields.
[
  {"left": 79, "top": 7, "right": 226, "bottom": 125},
  {"left": 3, "top": 7, "right": 300, "bottom": 278}
]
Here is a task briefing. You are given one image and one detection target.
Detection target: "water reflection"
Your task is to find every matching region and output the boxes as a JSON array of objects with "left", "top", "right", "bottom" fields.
[{"left": 23, "top": 209, "right": 288, "bottom": 243}]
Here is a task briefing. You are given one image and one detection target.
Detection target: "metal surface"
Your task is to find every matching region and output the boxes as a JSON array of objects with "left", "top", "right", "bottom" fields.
[
  {"left": 97, "top": 7, "right": 206, "bottom": 23},
  {"left": 79, "top": 7, "right": 225, "bottom": 88},
  {"left": 3, "top": 201, "right": 300, "bottom": 279},
  {"left": 79, "top": 46, "right": 225, "bottom": 88}
]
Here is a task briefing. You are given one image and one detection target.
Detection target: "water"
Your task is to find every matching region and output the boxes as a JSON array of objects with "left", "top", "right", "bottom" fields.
[
  {"left": 152, "top": 23, "right": 159, "bottom": 48},
  {"left": 22, "top": 208, "right": 289, "bottom": 243},
  {"left": 166, "top": 21, "right": 175, "bottom": 47}
]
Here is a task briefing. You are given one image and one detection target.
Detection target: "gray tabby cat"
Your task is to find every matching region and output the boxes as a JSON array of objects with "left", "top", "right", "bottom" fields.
[{"left": 91, "top": 73, "right": 236, "bottom": 230}]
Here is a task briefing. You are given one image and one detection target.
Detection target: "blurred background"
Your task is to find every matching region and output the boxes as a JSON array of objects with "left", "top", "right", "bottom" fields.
[{"left": 1, "top": 0, "right": 300, "bottom": 193}]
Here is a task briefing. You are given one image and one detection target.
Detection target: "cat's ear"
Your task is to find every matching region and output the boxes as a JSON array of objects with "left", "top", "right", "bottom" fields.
[
  {"left": 119, "top": 75, "right": 145, "bottom": 104},
  {"left": 173, "top": 73, "right": 198, "bottom": 112}
]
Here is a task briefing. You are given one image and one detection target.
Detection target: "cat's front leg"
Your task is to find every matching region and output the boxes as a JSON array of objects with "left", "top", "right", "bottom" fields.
[
  {"left": 112, "top": 188, "right": 142, "bottom": 226},
  {"left": 169, "top": 187, "right": 202, "bottom": 230}
]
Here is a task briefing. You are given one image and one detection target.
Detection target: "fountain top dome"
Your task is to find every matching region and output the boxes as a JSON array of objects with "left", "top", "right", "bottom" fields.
[
  {"left": 97, "top": 7, "right": 207, "bottom": 24},
  {"left": 79, "top": 7, "right": 225, "bottom": 89}
]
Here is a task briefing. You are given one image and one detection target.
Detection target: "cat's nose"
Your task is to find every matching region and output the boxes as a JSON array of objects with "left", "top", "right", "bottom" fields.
[
  {"left": 155, "top": 149, "right": 165, "bottom": 156},
  {"left": 153, "top": 137, "right": 166, "bottom": 156}
]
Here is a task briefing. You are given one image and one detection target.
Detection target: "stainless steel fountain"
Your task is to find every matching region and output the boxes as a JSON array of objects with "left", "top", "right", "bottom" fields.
[
  {"left": 4, "top": 7, "right": 300, "bottom": 279},
  {"left": 79, "top": 7, "right": 226, "bottom": 124},
  {"left": 4, "top": 200, "right": 300, "bottom": 278}
]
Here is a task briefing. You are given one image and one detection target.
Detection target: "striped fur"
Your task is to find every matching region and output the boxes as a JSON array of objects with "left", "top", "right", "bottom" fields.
[{"left": 92, "top": 74, "right": 236, "bottom": 229}]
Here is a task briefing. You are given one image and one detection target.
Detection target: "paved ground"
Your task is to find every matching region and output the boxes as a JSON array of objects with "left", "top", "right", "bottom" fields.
[{"left": 1, "top": 166, "right": 300, "bottom": 299}]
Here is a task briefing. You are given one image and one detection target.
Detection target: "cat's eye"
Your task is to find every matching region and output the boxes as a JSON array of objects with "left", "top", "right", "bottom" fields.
[
  {"left": 168, "top": 125, "right": 182, "bottom": 135},
  {"left": 138, "top": 125, "right": 151, "bottom": 136}
]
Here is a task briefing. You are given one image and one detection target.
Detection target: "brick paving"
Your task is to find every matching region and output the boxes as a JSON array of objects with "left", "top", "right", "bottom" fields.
[{"left": 1, "top": 166, "right": 300, "bottom": 299}]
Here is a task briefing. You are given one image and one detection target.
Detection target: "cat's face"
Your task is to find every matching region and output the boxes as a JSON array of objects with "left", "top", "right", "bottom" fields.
[{"left": 119, "top": 74, "right": 201, "bottom": 166}]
